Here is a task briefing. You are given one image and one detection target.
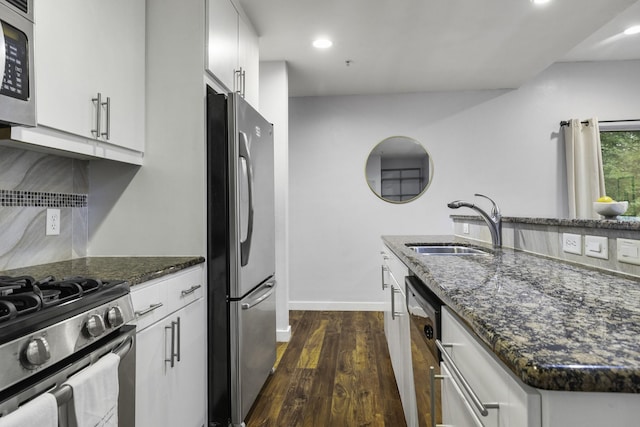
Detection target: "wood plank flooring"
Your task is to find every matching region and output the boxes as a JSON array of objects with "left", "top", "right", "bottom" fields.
[{"left": 244, "top": 311, "right": 407, "bottom": 427}]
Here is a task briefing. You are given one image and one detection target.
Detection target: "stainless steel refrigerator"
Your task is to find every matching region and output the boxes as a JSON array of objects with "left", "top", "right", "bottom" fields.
[{"left": 206, "top": 88, "right": 277, "bottom": 427}]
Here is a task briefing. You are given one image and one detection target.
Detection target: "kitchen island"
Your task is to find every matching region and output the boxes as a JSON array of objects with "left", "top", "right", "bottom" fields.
[{"left": 383, "top": 235, "right": 640, "bottom": 425}]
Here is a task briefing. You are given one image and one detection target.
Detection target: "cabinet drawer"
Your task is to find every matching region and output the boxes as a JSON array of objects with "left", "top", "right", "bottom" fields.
[
  {"left": 165, "top": 267, "right": 205, "bottom": 314},
  {"left": 381, "top": 245, "right": 409, "bottom": 289},
  {"left": 131, "top": 279, "right": 169, "bottom": 331},
  {"left": 441, "top": 307, "right": 541, "bottom": 427},
  {"left": 131, "top": 265, "right": 204, "bottom": 332}
]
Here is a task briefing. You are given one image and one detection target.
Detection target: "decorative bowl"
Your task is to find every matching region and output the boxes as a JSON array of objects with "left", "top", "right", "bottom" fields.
[{"left": 593, "top": 201, "right": 629, "bottom": 219}]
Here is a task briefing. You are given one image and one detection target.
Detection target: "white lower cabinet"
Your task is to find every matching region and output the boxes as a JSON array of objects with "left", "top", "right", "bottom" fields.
[
  {"left": 381, "top": 246, "right": 418, "bottom": 426},
  {"left": 132, "top": 265, "right": 206, "bottom": 427},
  {"left": 441, "top": 307, "right": 541, "bottom": 427}
]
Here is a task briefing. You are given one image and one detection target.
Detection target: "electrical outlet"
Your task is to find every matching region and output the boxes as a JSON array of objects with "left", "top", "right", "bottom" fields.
[
  {"left": 562, "top": 233, "right": 582, "bottom": 255},
  {"left": 462, "top": 223, "right": 469, "bottom": 234},
  {"left": 46, "top": 209, "right": 60, "bottom": 236}
]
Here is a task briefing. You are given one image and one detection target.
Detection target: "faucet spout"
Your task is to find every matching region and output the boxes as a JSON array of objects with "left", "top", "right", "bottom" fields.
[{"left": 447, "top": 194, "right": 502, "bottom": 248}]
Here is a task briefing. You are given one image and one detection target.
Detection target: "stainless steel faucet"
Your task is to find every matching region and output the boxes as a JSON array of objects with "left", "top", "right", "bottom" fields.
[{"left": 448, "top": 194, "right": 502, "bottom": 248}]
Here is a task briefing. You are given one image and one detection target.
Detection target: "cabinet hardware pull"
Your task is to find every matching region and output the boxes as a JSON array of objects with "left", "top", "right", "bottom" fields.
[
  {"left": 429, "top": 366, "right": 446, "bottom": 427},
  {"left": 165, "top": 321, "right": 175, "bottom": 368},
  {"left": 391, "top": 285, "right": 404, "bottom": 319},
  {"left": 134, "top": 302, "right": 163, "bottom": 317},
  {"left": 165, "top": 318, "right": 180, "bottom": 368},
  {"left": 381, "top": 265, "right": 389, "bottom": 290},
  {"left": 436, "top": 340, "right": 499, "bottom": 417},
  {"left": 181, "top": 284, "right": 202, "bottom": 296},
  {"left": 241, "top": 68, "right": 246, "bottom": 98},
  {"left": 101, "top": 96, "right": 110, "bottom": 140},
  {"left": 91, "top": 92, "right": 102, "bottom": 137},
  {"left": 176, "top": 316, "right": 181, "bottom": 362}
]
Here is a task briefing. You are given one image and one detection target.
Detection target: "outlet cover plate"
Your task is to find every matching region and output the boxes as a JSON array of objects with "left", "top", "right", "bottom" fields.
[
  {"left": 46, "top": 209, "right": 60, "bottom": 236},
  {"left": 562, "top": 233, "right": 582, "bottom": 255}
]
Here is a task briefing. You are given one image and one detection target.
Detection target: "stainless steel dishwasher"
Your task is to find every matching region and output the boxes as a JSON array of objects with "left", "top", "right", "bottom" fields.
[{"left": 405, "top": 275, "right": 443, "bottom": 427}]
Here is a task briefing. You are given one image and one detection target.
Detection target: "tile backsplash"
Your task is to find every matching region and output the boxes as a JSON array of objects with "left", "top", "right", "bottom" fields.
[{"left": 0, "top": 145, "right": 88, "bottom": 270}]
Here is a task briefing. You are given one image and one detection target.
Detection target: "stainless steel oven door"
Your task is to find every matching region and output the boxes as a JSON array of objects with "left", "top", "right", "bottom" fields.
[
  {"left": 405, "top": 275, "right": 442, "bottom": 427},
  {"left": 0, "top": 0, "right": 35, "bottom": 127},
  {"left": 0, "top": 325, "right": 136, "bottom": 426}
]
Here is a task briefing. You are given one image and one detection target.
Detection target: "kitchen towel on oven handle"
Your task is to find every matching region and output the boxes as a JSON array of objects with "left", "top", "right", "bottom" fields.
[
  {"left": 0, "top": 392, "right": 58, "bottom": 427},
  {"left": 64, "top": 352, "right": 120, "bottom": 427}
]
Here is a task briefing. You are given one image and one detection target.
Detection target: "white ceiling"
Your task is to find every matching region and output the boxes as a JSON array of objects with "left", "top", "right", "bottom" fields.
[{"left": 238, "top": 0, "right": 640, "bottom": 97}]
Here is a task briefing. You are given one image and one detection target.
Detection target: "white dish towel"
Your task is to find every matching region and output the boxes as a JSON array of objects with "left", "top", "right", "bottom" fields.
[
  {"left": 0, "top": 392, "right": 58, "bottom": 427},
  {"left": 65, "top": 352, "right": 120, "bottom": 427}
]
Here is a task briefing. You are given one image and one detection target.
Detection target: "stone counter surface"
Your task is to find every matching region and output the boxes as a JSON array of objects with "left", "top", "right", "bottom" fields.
[
  {"left": 382, "top": 235, "right": 640, "bottom": 393},
  {"left": 0, "top": 256, "right": 205, "bottom": 286}
]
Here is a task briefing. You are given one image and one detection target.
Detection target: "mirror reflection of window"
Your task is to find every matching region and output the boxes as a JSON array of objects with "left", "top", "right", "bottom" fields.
[{"left": 365, "top": 136, "right": 433, "bottom": 203}]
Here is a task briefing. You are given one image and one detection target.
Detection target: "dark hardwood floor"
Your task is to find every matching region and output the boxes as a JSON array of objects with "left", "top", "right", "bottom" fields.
[{"left": 244, "top": 311, "right": 407, "bottom": 427}]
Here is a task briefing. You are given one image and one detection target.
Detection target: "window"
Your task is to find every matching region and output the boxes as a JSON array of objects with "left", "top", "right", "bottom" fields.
[{"left": 600, "top": 129, "right": 640, "bottom": 217}]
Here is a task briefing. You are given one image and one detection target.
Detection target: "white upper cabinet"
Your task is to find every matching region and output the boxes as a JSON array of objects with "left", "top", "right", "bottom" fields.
[
  {"left": 206, "top": 0, "right": 259, "bottom": 107},
  {"left": 11, "top": 0, "right": 146, "bottom": 163}
]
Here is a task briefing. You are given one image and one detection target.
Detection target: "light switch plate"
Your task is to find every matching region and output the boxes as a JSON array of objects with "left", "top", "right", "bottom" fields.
[
  {"left": 462, "top": 223, "right": 469, "bottom": 234},
  {"left": 617, "top": 238, "right": 640, "bottom": 265},
  {"left": 562, "top": 233, "right": 582, "bottom": 255},
  {"left": 585, "top": 235, "right": 608, "bottom": 259}
]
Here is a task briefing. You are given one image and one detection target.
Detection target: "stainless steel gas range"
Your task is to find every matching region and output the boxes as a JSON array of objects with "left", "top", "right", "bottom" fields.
[{"left": 0, "top": 274, "right": 136, "bottom": 425}]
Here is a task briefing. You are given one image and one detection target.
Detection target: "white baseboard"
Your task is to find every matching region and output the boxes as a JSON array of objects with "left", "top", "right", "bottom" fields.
[
  {"left": 288, "top": 301, "right": 386, "bottom": 311},
  {"left": 276, "top": 325, "right": 291, "bottom": 342}
]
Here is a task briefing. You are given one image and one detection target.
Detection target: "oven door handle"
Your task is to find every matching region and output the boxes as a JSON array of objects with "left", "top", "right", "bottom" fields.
[{"left": 51, "top": 335, "right": 134, "bottom": 406}]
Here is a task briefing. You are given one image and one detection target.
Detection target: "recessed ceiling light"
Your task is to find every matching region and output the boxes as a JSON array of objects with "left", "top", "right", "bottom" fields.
[
  {"left": 312, "top": 39, "right": 333, "bottom": 49},
  {"left": 530, "top": 0, "right": 551, "bottom": 4},
  {"left": 624, "top": 25, "right": 640, "bottom": 35}
]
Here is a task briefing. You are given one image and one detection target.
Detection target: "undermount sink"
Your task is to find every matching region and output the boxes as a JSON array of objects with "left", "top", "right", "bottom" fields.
[{"left": 406, "top": 244, "right": 490, "bottom": 255}]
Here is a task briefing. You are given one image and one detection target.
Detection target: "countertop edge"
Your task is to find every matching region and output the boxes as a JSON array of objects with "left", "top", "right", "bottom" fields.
[{"left": 381, "top": 235, "right": 640, "bottom": 394}]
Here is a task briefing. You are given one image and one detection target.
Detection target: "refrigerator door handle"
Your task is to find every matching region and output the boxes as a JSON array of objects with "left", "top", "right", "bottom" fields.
[
  {"left": 239, "top": 131, "right": 254, "bottom": 266},
  {"left": 241, "top": 280, "right": 277, "bottom": 310}
]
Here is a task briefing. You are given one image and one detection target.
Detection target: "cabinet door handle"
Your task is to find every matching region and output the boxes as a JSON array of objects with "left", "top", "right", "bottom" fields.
[
  {"left": 176, "top": 316, "right": 181, "bottom": 363},
  {"left": 134, "top": 302, "right": 163, "bottom": 317},
  {"left": 241, "top": 68, "right": 246, "bottom": 98},
  {"left": 181, "top": 284, "right": 202, "bottom": 296},
  {"left": 91, "top": 92, "right": 102, "bottom": 137},
  {"left": 381, "top": 265, "right": 389, "bottom": 290},
  {"left": 429, "top": 366, "right": 445, "bottom": 427},
  {"left": 165, "top": 321, "right": 175, "bottom": 368},
  {"left": 391, "top": 285, "right": 404, "bottom": 320},
  {"left": 165, "top": 318, "right": 180, "bottom": 368},
  {"left": 101, "top": 96, "right": 110, "bottom": 140},
  {"left": 436, "top": 340, "right": 499, "bottom": 417}
]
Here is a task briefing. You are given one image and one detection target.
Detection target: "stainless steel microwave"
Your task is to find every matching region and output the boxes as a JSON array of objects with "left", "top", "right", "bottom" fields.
[{"left": 0, "top": 0, "right": 34, "bottom": 127}]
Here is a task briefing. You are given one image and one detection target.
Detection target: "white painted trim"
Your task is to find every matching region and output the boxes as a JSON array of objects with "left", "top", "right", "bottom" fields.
[
  {"left": 276, "top": 325, "right": 291, "bottom": 343},
  {"left": 288, "top": 301, "right": 386, "bottom": 311}
]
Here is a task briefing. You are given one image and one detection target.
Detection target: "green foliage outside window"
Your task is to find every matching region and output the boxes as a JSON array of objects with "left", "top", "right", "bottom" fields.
[{"left": 601, "top": 131, "right": 640, "bottom": 217}]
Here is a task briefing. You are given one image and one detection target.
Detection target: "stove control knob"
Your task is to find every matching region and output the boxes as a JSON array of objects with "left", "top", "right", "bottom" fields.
[
  {"left": 85, "top": 314, "right": 107, "bottom": 337},
  {"left": 106, "top": 306, "right": 125, "bottom": 328},
  {"left": 23, "top": 337, "right": 51, "bottom": 368}
]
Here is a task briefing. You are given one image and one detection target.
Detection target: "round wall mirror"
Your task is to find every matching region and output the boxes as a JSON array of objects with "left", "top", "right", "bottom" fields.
[{"left": 365, "top": 136, "right": 433, "bottom": 203}]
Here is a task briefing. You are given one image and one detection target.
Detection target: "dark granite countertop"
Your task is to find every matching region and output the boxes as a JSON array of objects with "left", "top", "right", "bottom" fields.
[
  {"left": 451, "top": 214, "right": 640, "bottom": 230},
  {"left": 0, "top": 256, "right": 205, "bottom": 286},
  {"left": 382, "top": 235, "right": 640, "bottom": 393}
]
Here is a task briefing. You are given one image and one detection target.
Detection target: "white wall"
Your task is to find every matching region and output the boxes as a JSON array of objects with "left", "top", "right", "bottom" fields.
[
  {"left": 288, "top": 60, "right": 640, "bottom": 309},
  {"left": 259, "top": 61, "right": 291, "bottom": 341},
  {"left": 88, "top": 0, "right": 206, "bottom": 256}
]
